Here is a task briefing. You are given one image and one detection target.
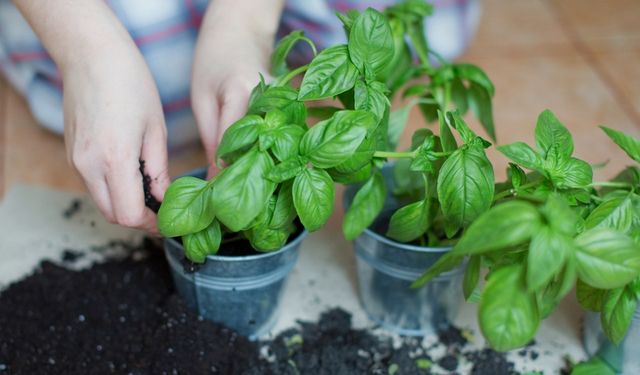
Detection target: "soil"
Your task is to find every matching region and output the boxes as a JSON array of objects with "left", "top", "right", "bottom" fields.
[
  {"left": 0, "top": 239, "right": 532, "bottom": 375},
  {"left": 139, "top": 160, "right": 161, "bottom": 213},
  {"left": 62, "top": 199, "right": 82, "bottom": 219}
]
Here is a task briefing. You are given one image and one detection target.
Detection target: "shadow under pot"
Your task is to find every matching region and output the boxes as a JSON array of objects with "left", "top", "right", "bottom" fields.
[
  {"left": 344, "top": 165, "right": 465, "bottom": 336},
  {"left": 163, "top": 167, "right": 306, "bottom": 339},
  {"left": 583, "top": 305, "right": 640, "bottom": 374}
]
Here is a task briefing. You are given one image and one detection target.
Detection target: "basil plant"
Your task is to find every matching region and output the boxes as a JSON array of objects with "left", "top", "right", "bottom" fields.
[
  {"left": 414, "top": 113, "right": 640, "bottom": 351},
  {"left": 157, "top": 0, "right": 497, "bottom": 261}
]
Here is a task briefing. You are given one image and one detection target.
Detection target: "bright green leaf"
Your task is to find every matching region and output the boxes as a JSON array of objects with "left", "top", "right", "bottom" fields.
[
  {"left": 453, "top": 201, "right": 542, "bottom": 255},
  {"left": 575, "top": 229, "right": 640, "bottom": 289},
  {"left": 479, "top": 265, "right": 539, "bottom": 351},
  {"left": 293, "top": 168, "right": 335, "bottom": 231},
  {"left": 343, "top": 170, "right": 386, "bottom": 241},
  {"left": 298, "top": 45, "right": 359, "bottom": 100},
  {"left": 211, "top": 148, "right": 276, "bottom": 232},
  {"left": 182, "top": 219, "right": 221, "bottom": 263},
  {"left": 157, "top": 177, "right": 214, "bottom": 237}
]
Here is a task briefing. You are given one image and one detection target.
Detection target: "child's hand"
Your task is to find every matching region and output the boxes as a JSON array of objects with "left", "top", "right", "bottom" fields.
[
  {"left": 14, "top": 1, "right": 170, "bottom": 232},
  {"left": 63, "top": 46, "right": 169, "bottom": 234},
  {"left": 190, "top": 0, "right": 284, "bottom": 171}
]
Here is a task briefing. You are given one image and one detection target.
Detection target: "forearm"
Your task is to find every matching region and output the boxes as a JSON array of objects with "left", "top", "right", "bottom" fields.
[
  {"left": 13, "top": 0, "right": 137, "bottom": 73},
  {"left": 200, "top": 0, "right": 285, "bottom": 62}
]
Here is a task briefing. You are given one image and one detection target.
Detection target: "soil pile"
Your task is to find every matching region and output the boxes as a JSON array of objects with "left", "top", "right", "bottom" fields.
[{"left": 0, "top": 239, "right": 523, "bottom": 375}]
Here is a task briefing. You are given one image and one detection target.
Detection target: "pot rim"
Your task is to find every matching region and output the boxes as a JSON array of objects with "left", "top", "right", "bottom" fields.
[
  {"left": 359, "top": 225, "right": 452, "bottom": 254},
  {"left": 165, "top": 229, "right": 308, "bottom": 263}
]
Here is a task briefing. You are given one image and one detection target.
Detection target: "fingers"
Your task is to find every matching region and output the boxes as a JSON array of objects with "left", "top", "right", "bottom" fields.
[
  {"left": 192, "top": 93, "right": 220, "bottom": 163},
  {"left": 105, "top": 159, "right": 159, "bottom": 235},
  {"left": 218, "top": 87, "right": 251, "bottom": 140},
  {"left": 140, "top": 121, "right": 170, "bottom": 203}
]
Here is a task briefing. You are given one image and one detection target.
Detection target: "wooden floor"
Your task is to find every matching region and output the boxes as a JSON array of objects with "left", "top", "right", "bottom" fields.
[{"left": 1, "top": 0, "right": 639, "bottom": 197}]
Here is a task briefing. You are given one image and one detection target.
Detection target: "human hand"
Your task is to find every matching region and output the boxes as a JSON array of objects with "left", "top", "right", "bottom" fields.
[
  {"left": 191, "top": 0, "right": 284, "bottom": 177},
  {"left": 62, "top": 45, "right": 170, "bottom": 233}
]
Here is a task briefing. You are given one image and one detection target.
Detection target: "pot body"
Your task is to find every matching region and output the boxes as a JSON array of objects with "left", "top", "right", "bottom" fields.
[
  {"left": 346, "top": 166, "right": 465, "bottom": 336},
  {"left": 583, "top": 306, "right": 640, "bottom": 374},
  {"left": 163, "top": 167, "right": 305, "bottom": 339}
]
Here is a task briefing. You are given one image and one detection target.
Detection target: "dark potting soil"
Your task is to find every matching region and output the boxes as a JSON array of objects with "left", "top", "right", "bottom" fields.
[
  {"left": 62, "top": 199, "right": 82, "bottom": 219},
  {"left": 0, "top": 239, "right": 529, "bottom": 375},
  {"left": 139, "top": 159, "right": 161, "bottom": 213}
]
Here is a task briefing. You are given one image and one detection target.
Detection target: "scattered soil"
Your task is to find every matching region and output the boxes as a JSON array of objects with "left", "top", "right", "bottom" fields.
[
  {"left": 139, "top": 160, "right": 161, "bottom": 213},
  {"left": 0, "top": 239, "right": 530, "bottom": 375},
  {"left": 62, "top": 199, "right": 82, "bottom": 219}
]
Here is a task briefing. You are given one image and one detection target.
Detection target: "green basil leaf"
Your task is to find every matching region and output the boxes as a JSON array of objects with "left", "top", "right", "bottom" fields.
[
  {"left": 343, "top": 170, "right": 386, "bottom": 241},
  {"left": 384, "top": 0, "right": 433, "bottom": 19},
  {"left": 182, "top": 219, "right": 221, "bottom": 263},
  {"left": 454, "top": 63, "right": 495, "bottom": 97},
  {"left": 450, "top": 78, "right": 468, "bottom": 114},
  {"left": 217, "top": 115, "right": 263, "bottom": 161},
  {"left": 300, "top": 110, "right": 375, "bottom": 168},
  {"left": 271, "top": 30, "right": 317, "bottom": 76},
  {"left": 585, "top": 194, "right": 634, "bottom": 233},
  {"left": 386, "top": 199, "right": 429, "bottom": 243},
  {"left": 412, "top": 252, "right": 463, "bottom": 288},
  {"left": 348, "top": 8, "right": 394, "bottom": 77},
  {"left": 354, "top": 80, "right": 390, "bottom": 121},
  {"left": 264, "top": 110, "right": 288, "bottom": 129},
  {"left": 540, "top": 193, "right": 581, "bottom": 236},
  {"left": 271, "top": 125, "right": 306, "bottom": 162},
  {"left": 537, "top": 260, "right": 576, "bottom": 319},
  {"left": 298, "top": 45, "right": 359, "bottom": 100},
  {"left": 333, "top": 135, "right": 375, "bottom": 174},
  {"left": 438, "top": 110, "right": 457, "bottom": 153},
  {"left": 497, "top": 142, "right": 545, "bottom": 172},
  {"left": 463, "top": 255, "right": 481, "bottom": 301},
  {"left": 547, "top": 157, "right": 593, "bottom": 189},
  {"left": 380, "top": 18, "right": 414, "bottom": 93},
  {"left": 575, "top": 229, "right": 640, "bottom": 289},
  {"left": 467, "top": 82, "right": 496, "bottom": 141},
  {"left": 327, "top": 162, "right": 372, "bottom": 184},
  {"left": 266, "top": 158, "right": 305, "bottom": 183},
  {"left": 479, "top": 265, "right": 539, "bottom": 351},
  {"left": 211, "top": 148, "right": 276, "bottom": 232},
  {"left": 535, "top": 109, "right": 573, "bottom": 159},
  {"left": 270, "top": 181, "right": 297, "bottom": 230},
  {"left": 446, "top": 111, "right": 479, "bottom": 145},
  {"left": 570, "top": 357, "right": 616, "bottom": 375},
  {"left": 576, "top": 279, "right": 606, "bottom": 312},
  {"left": 336, "top": 9, "right": 360, "bottom": 33},
  {"left": 437, "top": 145, "right": 495, "bottom": 235},
  {"left": 293, "top": 168, "right": 334, "bottom": 231},
  {"left": 601, "top": 286, "right": 638, "bottom": 344},
  {"left": 526, "top": 226, "right": 570, "bottom": 292},
  {"left": 245, "top": 224, "right": 293, "bottom": 252},
  {"left": 600, "top": 126, "right": 640, "bottom": 163},
  {"left": 248, "top": 86, "right": 307, "bottom": 125},
  {"left": 453, "top": 201, "right": 542, "bottom": 255},
  {"left": 157, "top": 177, "right": 214, "bottom": 237},
  {"left": 508, "top": 163, "right": 527, "bottom": 189}
]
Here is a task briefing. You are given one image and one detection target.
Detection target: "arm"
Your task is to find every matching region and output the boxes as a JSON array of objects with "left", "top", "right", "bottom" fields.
[
  {"left": 14, "top": 0, "right": 170, "bottom": 233},
  {"left": 191, "top": 0, "right": 285, "bottom": 166}
]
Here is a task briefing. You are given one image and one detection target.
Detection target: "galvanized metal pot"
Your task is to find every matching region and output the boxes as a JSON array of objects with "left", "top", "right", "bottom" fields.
[
  {"left": 345, "top": 166, "right": 465, "bottom": 336},
  {"left": 163, "top": 168, "right": 306, "bottom": 339},
  {"left": 583, "top": 306, "right": 640, "bottom": 374}
]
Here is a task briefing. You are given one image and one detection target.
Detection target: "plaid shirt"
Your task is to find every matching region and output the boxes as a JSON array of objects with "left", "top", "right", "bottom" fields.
[{"left": 0, "top": 0, "right": 479, "bottom": 152}]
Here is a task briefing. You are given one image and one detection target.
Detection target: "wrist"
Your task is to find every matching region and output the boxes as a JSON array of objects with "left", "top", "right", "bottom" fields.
[{"left": 200, "top": 0, "right": 284, "bottom": 60}]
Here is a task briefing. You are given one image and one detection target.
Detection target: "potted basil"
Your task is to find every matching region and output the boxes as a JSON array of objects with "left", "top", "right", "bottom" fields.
[
  {"left": 157, "top": 0, "right": 498, "bottom": 337},
  {"left": 414, "top": 113, "right": 640, "bottom": 364},
  {"left": 333, "top": 3, "right": 497, "bottom": 335}
]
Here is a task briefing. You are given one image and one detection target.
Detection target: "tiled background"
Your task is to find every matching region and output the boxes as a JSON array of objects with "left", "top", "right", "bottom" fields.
[{"left": 0, "top": 0, "right": 639, "bottom": 196}]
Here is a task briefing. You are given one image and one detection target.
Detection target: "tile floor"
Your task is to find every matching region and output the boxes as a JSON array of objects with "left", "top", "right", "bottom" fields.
[{"left": 0, "top": 0, "right": 639, "bottom": 194}]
